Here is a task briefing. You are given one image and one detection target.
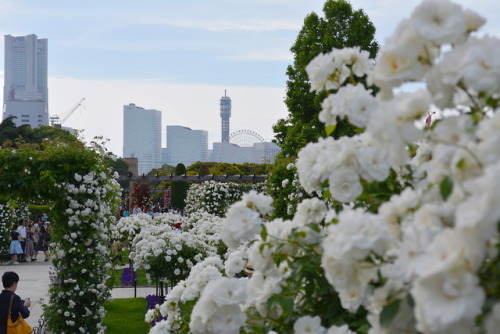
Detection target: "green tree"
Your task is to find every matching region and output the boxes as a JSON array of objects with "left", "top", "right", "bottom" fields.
[
  {"left": 236, "top": 163, "right": 272, "bottom": 176},
  {"left": 148, "top": 164, "right": 176, "bottom": 176},
  {"left": 186, "top": 162, "right": 271, "bottom": 176},
  {"left": 266, "top": 157, "right": 302, "bottom": 219},
  {"left": 0, "top": 116, "right": 80, "bottom": 149},
  {"left": 198, "top": 163, "right": 210, "bottom": 176},
  {"left": 273, "top": 0, "right": 379, "bottom": 157},
  {"left": 105, "top": 155, "right": 129, "bottom": 176},
  {"left": 269, "top": 0, "right": 379, "bottom": 219},
  {"left": 145, "top": 164, "right": 176, "bottom": 199},
  {"left": 209, "top": 163, "right": 242, "bottom": 176},
  {"left": 186, "top": 161, "right": 218, "bottom": 175},
  {"left": 171, "top": 163, "right": 188, "bottom": 211}
]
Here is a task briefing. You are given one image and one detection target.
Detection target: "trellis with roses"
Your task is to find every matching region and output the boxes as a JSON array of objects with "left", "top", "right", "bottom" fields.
[{"left": 0, "top": 139, "right": 121, "bottom": 334}]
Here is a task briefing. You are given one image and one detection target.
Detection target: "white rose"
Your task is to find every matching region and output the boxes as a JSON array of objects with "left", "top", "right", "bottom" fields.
[
  {"left": 410, "top": 0, "right": 466, "bottom": 45},
  {"left": 293, "top": 316, "right": 325, "bottom": 334}
]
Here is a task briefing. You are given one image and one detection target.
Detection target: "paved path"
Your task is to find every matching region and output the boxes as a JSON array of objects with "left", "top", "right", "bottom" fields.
[
  {"left": 0, "top": 252, "right": 51, "bottom": 328},
  {"left": 0, "top": 254, "right": 156, "bottom": 329}
]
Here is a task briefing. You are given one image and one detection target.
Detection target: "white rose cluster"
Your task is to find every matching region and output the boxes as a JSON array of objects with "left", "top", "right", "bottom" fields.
[
  {"left": 150, "top": 256, "right": 225, "bottom": 332},
  {"left": 190, "top": 277, "right": 248, "bottom": 334},
  {"left": 0, "top": 203, "right": 29, "bottom": 249},
  {"left": 297, "top": 134, "right": 391, "bottom": 202},
  {"left": 220, "top": 191, "right": 273, "bottom": 249},
  {"left": 306, "top": 46, "right": 371, "bottom": 92},
  {"left": 113, "top": 213, "right": 153, "bottom": 242},
  {"left": 128, "top": 211, "right": 223, "bottom": 284},
  {"left": 180, "top": 210, "right": 224, "bottom": 248},
  {"left": 147, "top": 1, "right": 500, "bottom": 333},
  {"left": 185, "top": 181, "right": 264, "bottom": 217},
  {"left": 46, "top": 158, "right": 122, "bottom": 333}
]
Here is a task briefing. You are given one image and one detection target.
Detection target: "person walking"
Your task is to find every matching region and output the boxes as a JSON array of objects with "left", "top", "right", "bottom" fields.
[
  {"left": 0, "top": 271, "right": 31, "bottom": 334},
  {"left": 24, "top": 226, "right": 35, "bottom": 262},
  {"left": 9, "top": 225, "right": 23, "bottom": 265},
  {"left": 35, "top": 226, "right": 50, "bottom": 262},
  {"left": 31, "top": 222, "right": 39, "bottom": 255},
  {"left": 16, "top": 221, "right": 27, "bottom": 263}
]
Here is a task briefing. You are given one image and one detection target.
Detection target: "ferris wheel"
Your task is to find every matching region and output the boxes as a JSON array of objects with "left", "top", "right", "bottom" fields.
[{"left": 229, "top": 129, "right": 266, "bottom": 147}]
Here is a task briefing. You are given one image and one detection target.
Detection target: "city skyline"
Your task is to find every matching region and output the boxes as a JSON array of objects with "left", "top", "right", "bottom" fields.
[{"left": 0, "top": 1, "right": 498, "bottom": 156}]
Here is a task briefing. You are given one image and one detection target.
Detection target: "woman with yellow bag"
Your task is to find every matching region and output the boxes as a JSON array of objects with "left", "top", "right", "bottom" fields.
[{"left": 0, "top": 272, "right": 32, "bottom": 334}]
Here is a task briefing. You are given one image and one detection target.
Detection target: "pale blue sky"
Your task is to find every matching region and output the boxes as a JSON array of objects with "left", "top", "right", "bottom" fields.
[
  {"left": 1, "top": 0, "right": 325, "bottom": 87},
  {"left": 0, "top": 0, "right": 498, "bottom": 156}
]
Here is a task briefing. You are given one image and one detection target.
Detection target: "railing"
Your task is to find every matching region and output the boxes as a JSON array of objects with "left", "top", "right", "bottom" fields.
[
  {"left": 31, "top": 316, "right": 47, "bottom": 334},
  {"left": 117, "top": 174, "right": 267, "bottom": 183}
]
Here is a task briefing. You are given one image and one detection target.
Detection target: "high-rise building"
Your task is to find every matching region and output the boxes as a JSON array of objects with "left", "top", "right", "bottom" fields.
[
  {"left": 165, "top": 125, "right": 208, "bottom": 167},
  {"left": 3, "top": 34, "right": 49, "bottom": 127},
  {"left": 211, "top": 141, "right": 281, "bottom": 164},
  {"left": 123, "top": 103, "right": 162, "bottom": 175},
  {"left": 220, "top": 90, "right": 231, "bottom": 143}
]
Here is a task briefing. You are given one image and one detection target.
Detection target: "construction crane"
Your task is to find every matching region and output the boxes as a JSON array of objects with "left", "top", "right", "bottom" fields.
[{"left": 50, "top": 98, "right": 86, "bottom": 128}]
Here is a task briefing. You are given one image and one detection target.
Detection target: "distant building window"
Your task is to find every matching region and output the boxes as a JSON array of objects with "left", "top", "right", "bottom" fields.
[{"left": 22, "top": 114, "right": 30, "bottom": 118}]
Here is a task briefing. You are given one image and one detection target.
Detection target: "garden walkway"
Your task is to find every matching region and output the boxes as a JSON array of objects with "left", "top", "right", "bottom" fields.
[
  {"left": 0, "top": 254, "right": 155, "bottom": 329},
  {"left": 0, "top": 252, "right": 51, "bottom": 328}
]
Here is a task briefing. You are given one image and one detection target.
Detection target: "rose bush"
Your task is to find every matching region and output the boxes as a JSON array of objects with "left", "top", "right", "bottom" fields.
[
  {"left": 0, "top": 202, "right": 29, "bottom": 255},
  {"left": 147, "top": 1, "right": 500, "bottom": 333},
  {"left": 117, "top": 211, "right": 224, "bottom": 285},
  {"left": 185, "top": 181, "right": 265, "bottom": 217}
]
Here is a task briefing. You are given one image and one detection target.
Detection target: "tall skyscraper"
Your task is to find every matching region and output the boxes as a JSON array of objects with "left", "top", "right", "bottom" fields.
[
  {"left": 220, "top": 90, "right": 231, "bottom": 143},
  {"left": 165, "top": 125, "right": 208, "bottom": 167},
  {"left": 123, "top": 103, "right": 162, "bottom": 175},
  {"left": 3, "top": 34, "right": 49, "bottom": 127}
]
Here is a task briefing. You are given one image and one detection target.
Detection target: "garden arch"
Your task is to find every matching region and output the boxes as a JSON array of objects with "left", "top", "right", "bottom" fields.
[{"left": 0, "top": 141, "right": 120, "bottom": 334}]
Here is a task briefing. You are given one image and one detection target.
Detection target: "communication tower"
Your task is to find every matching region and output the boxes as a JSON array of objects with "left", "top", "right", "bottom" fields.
[{"left": 220, "top": 90, "right": 231, "bottom": 143}]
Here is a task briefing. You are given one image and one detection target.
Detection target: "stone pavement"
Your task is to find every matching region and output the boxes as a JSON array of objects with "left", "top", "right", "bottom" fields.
[
  {"left": 0, "top": 252, "right": 51, "bottom": 328},
  {"left": 0, "top": 254, "right": 156, "bottom": 329}
]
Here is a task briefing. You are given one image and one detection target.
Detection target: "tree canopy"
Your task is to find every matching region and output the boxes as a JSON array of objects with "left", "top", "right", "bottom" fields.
[
  {"left": 185, "top": 161, "right": 272, "bottom": 176},
  {"left": 0, "top": 116, "right": 81, "bottom": 149},
  {"left": 273, "top": 0, "right": 379, "bottom": 157}
]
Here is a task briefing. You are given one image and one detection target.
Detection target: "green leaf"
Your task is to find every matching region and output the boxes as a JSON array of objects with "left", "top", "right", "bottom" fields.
[
  {"left": 275, "top": 295, "right": 294, "bottom": 315},
  {"left": 486, "top": 96, "right": 499, "bottom": 109},
  {"left": 407, "top": 144, "right": 418, "bottom": 157},
  {"left": 406, "top": 293, "right": 415, "bottom": 309},
  {"left": 260, "top": 224, "right": 268, "bottom": 242},
  {"left": 308, "top": 223, "right": 321, "bottom": 233},
  {"left": 259, "top": 243, "right": 267, "bottom": 253},
  {"left": 439, "top": 176, "right": 453, "bottom": 201},
  {"left": 380, "top": 299, "right": 401, "bottom": 328},
  {"left": 325, "top": 124, "right": 336, "bottom": 136},
  {"left": 322, "top": 189, "right": 331, "bottom": 200}
]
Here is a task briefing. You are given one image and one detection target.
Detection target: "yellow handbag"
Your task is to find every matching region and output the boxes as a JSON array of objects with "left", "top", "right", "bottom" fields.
[{"left": 7, "top": 295, "right": 33, "bottom": 334}]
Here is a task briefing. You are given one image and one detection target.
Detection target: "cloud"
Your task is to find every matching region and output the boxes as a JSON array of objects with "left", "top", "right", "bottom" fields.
[
  {"left": 218, "top": 51, "right": 293, "bottom": 62},
  {"left": 147, "top": 19, "right": 301, "bottom": 32}
]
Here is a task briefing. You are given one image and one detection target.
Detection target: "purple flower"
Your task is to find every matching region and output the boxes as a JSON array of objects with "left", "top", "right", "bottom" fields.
[
  {"left": 120, "top": 267, "right": 137, "bottom": 286},
  {"left": 146, "top": 294, "right": 166, "bottom": 325}
]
